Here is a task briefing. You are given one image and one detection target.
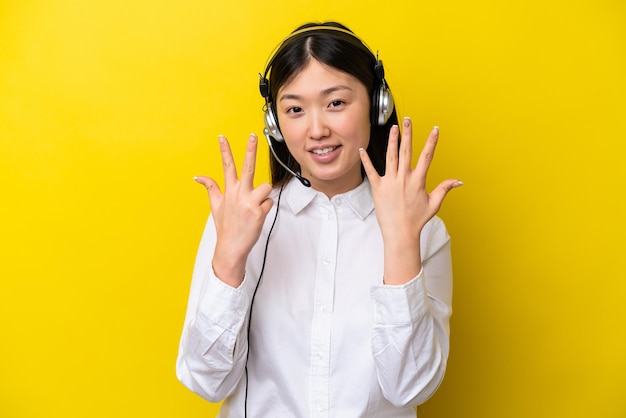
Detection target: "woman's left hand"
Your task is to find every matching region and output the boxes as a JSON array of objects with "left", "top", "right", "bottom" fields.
[{"left": 359, "top": 117, "right": 462, "bottom": 284}]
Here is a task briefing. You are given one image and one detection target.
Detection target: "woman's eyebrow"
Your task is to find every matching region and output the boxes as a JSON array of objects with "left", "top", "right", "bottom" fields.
[
  {"left": 279, "top": 85, "right": 353, "bottom": 102},
  {"left": 279, "top": 93, "right": 301, "bottom": 102},
  {"left": 321, "top": 85, "right": 352, "bottom": 96}
]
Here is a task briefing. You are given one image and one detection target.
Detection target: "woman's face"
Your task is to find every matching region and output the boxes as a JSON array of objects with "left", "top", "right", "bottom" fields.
[{"left": 276, "top": 59, "right": 371, "bottom": 197}]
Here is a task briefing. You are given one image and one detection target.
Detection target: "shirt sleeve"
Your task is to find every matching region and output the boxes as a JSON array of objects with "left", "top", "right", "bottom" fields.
[
  {"left": 369, "top": 216, "right": 453, "bottom": 407},
  {"left": 175, "top": 215, "right": 251, "bottom": 402}
]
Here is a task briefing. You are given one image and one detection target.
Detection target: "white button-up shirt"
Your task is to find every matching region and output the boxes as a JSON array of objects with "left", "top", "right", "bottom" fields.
[{"left": 176, "top": 178, "right": 453, "bottom": 417}]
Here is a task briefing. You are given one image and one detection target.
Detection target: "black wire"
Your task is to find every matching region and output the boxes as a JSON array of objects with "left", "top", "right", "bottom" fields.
[{"left": 244, "top": 183, "right": 284, "bottom": 418}]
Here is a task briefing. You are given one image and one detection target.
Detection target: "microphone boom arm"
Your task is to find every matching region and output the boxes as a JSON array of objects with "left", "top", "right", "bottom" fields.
[{"left": 263, "top": 128, "right": 311, "bottom": 187}]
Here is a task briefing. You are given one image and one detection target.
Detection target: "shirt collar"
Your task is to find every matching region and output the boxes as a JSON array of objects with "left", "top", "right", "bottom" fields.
[{"left": 282, "top": 177, "right": 375, "bottom": 220}]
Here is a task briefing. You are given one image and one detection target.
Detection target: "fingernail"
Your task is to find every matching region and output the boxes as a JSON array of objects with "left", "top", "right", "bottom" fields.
[
  {"left": 218, "top": 135, "right": 225, "bottom": 143},
  {"left": 403, "top": 117, "right": 411, "bottom": 127},
  {"left": 432, "top": 126, "right": 439, "bottom": 137},
  {"left": 249, "top": 133, "right": 257, "bottom": 143},
  {"left": 453, "top": 181, "right": 464, "bottom": 187}
]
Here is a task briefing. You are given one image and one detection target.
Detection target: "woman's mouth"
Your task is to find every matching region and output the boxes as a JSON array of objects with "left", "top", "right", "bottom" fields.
[{"left": 311, "top": 146, "right": 339, "bottom": 156}]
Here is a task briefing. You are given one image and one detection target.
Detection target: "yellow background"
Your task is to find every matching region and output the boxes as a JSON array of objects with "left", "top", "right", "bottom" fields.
[{"left": 1, "top": 0, "right": 625, "bottom": 417}]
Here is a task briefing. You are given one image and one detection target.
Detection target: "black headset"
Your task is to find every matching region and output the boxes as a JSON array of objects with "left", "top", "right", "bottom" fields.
[{"left": 259, "top": 25, "right": 395, "bottom": 143}]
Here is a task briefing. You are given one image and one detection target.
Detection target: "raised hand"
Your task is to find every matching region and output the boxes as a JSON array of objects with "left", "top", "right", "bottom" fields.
[
  {"left": 194, "top": 134, "right": 274, "bottom": 288},
  {"left": 359, "top": 117, "right": 462, "bottom": 285}
]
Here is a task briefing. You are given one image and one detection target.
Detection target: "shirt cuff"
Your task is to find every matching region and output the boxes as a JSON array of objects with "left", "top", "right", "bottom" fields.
[{"left": 370, "top": 269, "right": 428, "bottom": 326}]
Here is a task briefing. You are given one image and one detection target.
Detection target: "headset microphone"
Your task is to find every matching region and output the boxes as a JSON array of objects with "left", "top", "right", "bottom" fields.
[{"left": 263, "top": 128, "right": 311, "bottom": 187}]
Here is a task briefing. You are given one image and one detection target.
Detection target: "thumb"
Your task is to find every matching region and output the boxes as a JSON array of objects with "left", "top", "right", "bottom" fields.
[
  {"left": 194, "top": 176, "right": 223, "bottom": 210},
  {"left": 430, "top": 179, "right": 463, "bottom": 211},
  {"left": 359, "top": 147, "right": 381, "bottom": 187}
]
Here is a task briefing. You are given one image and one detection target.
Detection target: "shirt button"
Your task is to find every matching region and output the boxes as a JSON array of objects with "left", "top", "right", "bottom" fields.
[
  {"left": 323, "top": 259, "right": 330, "bottom": 266},
  {"left": 334, "top": 197, "right": 343, "bottom": 205},
  {"left": 317, "top": 403, "right": 324, "bottom": 411},
  {"left": 320, "top": 304, "right": 327, "bottom": 312}
]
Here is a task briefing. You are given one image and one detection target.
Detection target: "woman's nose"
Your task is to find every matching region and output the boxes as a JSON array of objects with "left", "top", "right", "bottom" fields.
[{"left": 308, "top": 110, "right": 331, "bottom": 140}]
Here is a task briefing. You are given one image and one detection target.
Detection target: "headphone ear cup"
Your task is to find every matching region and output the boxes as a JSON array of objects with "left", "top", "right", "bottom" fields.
[
  {"left": 264, "top": 106, "right": 284, "bottom": 142},
  {"left": 372, "top": 84, "right": 395, "bottom": 126}
]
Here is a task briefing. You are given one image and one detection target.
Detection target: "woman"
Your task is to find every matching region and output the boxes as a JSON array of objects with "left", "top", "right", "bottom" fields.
[{"left": 176, "top": 21, "right": 462, "bottom": 417}]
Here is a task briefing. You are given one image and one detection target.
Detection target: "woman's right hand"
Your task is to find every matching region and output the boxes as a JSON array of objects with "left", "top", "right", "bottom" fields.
[{"left": 194, "top": 134, "right": 274, "bottom": 288}]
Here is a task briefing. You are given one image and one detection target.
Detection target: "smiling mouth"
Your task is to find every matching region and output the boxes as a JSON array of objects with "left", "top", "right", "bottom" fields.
[{"left": 311, "top": 146, "right": 339, "bottom": 155}]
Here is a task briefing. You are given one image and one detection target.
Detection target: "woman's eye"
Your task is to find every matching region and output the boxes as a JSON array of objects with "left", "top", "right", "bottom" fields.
[
  {"left": 287, "top": 106, "right": 303, "bottom": 114},
  {"left": 329, "top": 100, "right": 344, "bottom": 108}
]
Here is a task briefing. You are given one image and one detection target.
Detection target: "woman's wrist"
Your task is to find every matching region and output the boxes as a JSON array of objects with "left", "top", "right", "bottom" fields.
[
  {"left": 212, "top": 248, "right": 247, "bottom": 288},
  {"left": 382, "top": 238, "right": 422, "bottom": 285}
]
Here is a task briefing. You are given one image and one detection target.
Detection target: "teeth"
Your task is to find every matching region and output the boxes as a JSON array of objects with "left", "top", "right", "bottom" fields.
[{"left": 312, "top": 147, "right": 337, "bottom": 155}]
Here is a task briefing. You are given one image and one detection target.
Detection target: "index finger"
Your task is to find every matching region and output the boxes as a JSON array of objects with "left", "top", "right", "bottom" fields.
[{"left": 240, "top": 133, "right": 259, "bottom": 188}]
